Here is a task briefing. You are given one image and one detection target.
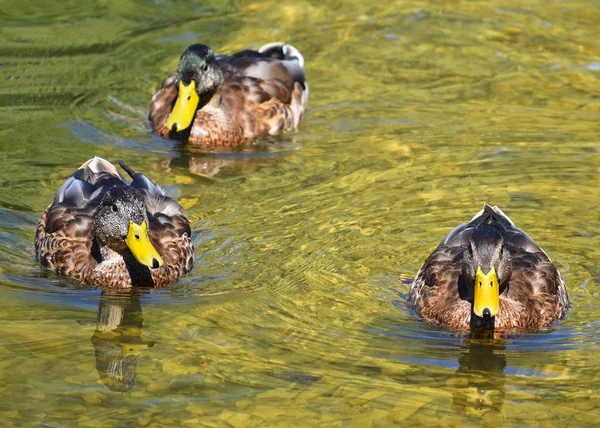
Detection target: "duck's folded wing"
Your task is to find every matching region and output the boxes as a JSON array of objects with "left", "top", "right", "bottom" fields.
[
  {"left": 35, "top": 205, "right": 96, "bottom": 273},
  {"left": 43, "top": 206, "right": 95, "bottom": 236},
  {"left": 147, "top": 203, "right": 194, "bottom": 274},
  {"left": 414, "top": 244, "right": 466, "bottom": 287},
  {"left": 440, "top": 223, "right": 469, "bottom": 247},
  {"left": 507, "top": 250, "right": 570, "bottom": 324},
  {"left": 410, "top": 244, "right": 466, "bottom": 315},
  {"left": 503, "top": 228, "right": 545, "bottom": 255},
  {"left": 54, "top": 157, "right": 124, "bottom": 208},
  {"left": 220, "top": 43, "right": 306, "bottom": 104}
]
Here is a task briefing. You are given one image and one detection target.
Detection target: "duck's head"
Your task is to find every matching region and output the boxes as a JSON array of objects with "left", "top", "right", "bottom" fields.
[
  {"left": 166, "top": 44, "right": 223, "bottom": 133},
  {"left": 462, "top": 226, "right": 512, "bottom": 319},
  {"left": 94, "top": 186, "right": 164, "bottom": 269}
]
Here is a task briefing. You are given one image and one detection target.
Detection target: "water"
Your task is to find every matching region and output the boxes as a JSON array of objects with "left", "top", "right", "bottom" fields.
[{"left": 1, "top": 0, "right": 600, "bottom": 425}]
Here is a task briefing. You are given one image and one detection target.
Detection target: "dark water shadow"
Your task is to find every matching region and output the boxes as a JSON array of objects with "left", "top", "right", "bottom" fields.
[
  {"left": 65, "top": 119, "right": 176, "bottom": 155},
  {"left": 367, "top": 282, "right": 508, "bottom": 419},
  {"left": 450, "top": 340, "right": 506, "bottom": 417},
  {"left": 91, "top": 290, "right": 154, "bottom": 392}
]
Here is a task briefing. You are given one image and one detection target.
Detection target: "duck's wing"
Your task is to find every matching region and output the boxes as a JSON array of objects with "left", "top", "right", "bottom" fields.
[
  {"left": 501, "top": 245, "right": 570, "bottom": 327},
  {"left": 146, "top": 196, "right": 194, "bottom": 276},
  {"left": 147, "top": 202, "right": 194, "bottom": 276},
  {"left": 414, "top": 244, "right": 466, "bottom": 287},
  {"left": 409, "top": 242, "right": 471, "bottom": 328},
  {"left": 219, "top": 42, "right": 306, "bottom": 94},
  {"left": 218, "top": 43, "right": 308, "bottom": 127},
  {"left": 148, "top": 72, "right": 178, "bottom": 133},
  {"left": 53, "top": 157, "right": 125, "bottom": 209},
  {"left": 117, "top": 161, "right": 185, "bottom": 221},
  {"left": 46, "top": 157, "right": 125, "bottom": 230},
  {"left": 36, "top": 157, "right": 124, "bottom": 273},
  {"left": 440, "top": 222, "right": 470, "bottom": 247},
  {"left": 509, "top": 249, "right": 566, "bottom": 297},
  {"left": 412, "top": 219, "right": 472, "bottom": 303}
]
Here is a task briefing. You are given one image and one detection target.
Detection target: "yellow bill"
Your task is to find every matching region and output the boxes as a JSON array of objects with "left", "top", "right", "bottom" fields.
[
  {"left": 473, "top": 266, "right": 500, "bottom": 318},
  {"left": 166, "top": 80, "right": 200, "bottom": 132},
  {"left": 125, "top": 220, "right": 164, "bottom": 269}
]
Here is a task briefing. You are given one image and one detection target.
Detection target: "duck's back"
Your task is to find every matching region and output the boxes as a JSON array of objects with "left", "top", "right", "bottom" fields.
[
  {"left": 218, "top": 42, "right": 307, "bottom": 99},
  {"left": 440, "top": 204, "right": 544, "bottom": 256}
]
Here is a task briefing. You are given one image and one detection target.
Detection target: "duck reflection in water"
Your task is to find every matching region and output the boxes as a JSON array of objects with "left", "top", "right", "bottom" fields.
[
  {"left": 91, "top": 290, "right": 154, "bottom": 392},
  {"left": 160, "top": 139, "right": 297, "bottom": 179},
  {"left": 449, "top": 339, "right": 506, "bottom": 418}
]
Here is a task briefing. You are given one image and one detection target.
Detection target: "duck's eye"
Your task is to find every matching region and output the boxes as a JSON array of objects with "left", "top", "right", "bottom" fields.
[
  {"left": 111, "top": 203, "right": 118, "bottom": 212},
  {"left": 200, "top": 64, "right": 208, "bottom": 72}
]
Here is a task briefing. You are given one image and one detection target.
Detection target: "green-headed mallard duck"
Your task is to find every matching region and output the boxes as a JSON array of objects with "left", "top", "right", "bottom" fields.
[
  {"left": 149, "top": 42, "right": 308, "bottom": 147},
  {"left": 35, "top": 157, "right": 194, "bottom": 287},
  {"left": 408, "top": 204, "right": 570, "bottom": 332}
]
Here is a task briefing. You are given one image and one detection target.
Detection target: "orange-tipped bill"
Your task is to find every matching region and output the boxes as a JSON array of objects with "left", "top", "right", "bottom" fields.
[{"left": 473, "top": 266, "right": 500, "bottom": 318}]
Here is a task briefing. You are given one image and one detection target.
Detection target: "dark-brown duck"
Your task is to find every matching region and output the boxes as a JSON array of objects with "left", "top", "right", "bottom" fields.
[
  {"left": 408, "top": 204, "right": 570, "bottom": 333},
  {"left": 35, "top": 157, "right": 194, "bottom": 287}
]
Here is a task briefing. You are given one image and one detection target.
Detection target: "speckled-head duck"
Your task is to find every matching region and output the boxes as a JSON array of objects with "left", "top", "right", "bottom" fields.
[{"left": 35, "top": 157, "right": 194, "bottom": 287}]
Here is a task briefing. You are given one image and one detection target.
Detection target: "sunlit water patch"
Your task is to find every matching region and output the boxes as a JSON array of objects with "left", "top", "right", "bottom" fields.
[{"left": 0, "top": 0, "right": 599, "bottom": 425}]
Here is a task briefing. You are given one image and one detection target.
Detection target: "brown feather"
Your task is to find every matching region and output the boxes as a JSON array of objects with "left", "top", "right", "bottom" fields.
[
  {"left": 149, "top": 42, "right": 308, "bottom": 147},
  {"left": 35, "top": 158, "right": 194, "bottom": 288},
  {"left": 408, "top": 205, "right": 570, "bottom": 333}
]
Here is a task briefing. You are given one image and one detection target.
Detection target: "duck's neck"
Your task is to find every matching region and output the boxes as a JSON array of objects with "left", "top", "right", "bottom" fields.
[
  {"left": 96, "top": 243, "right": 155, "bottom": 287},
  {"left": 470, "top": 311, "right": 496, "bottom": 337},
  {"left": 99, "top": 246, "right": 121, "bottom": 262}
]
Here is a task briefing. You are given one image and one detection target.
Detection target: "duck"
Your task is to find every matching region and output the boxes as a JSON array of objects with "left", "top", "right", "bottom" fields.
[
  {"left": 35, "top": 157, "right": 194, "bottom": 288},
  {"left": 408, "top": 204, "right": 570, "bottom": 333},
  {"left": 149, "top": 42, "right": 308, "bottom": 147}
]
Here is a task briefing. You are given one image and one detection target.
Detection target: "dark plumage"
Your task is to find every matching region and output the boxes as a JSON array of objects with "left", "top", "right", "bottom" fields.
[
  {"left": 149, "top": 42, "right": 308, "bottom": 147},
  {"left": 35, "top": 157, "right": 194, "bottom": 287},
  {"left": 408, "top": 204, "right": 570, "bottom": 333}
]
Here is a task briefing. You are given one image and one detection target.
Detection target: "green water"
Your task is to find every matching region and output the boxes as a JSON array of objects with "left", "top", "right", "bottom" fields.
[{"left": 1, "top": 0, "right": 600, "bottom": 425}]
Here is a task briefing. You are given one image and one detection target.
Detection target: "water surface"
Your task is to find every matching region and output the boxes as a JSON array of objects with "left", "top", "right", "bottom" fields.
[{"left": 1, "top": 0, "right": 600, "bottom": 425}]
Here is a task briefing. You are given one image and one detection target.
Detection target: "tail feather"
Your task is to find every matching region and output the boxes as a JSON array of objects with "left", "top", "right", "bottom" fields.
[
  {"left": 78, "top": 157, "right": 123, "bottom": 184},
  {"left": 258, "top": 42, "right": 304, "bottom": 68},
  {"left": 118, "top": 160, "right": 137, "bottom": 180},
  {"left": 469, "top": 203, "right": 514, "bottom": 229},
  {"left": 119, "top": 161, "right": 163, "bottom": 197},
  {"left": 468, "top": 204, "right": 542, "bottom": 254}
]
